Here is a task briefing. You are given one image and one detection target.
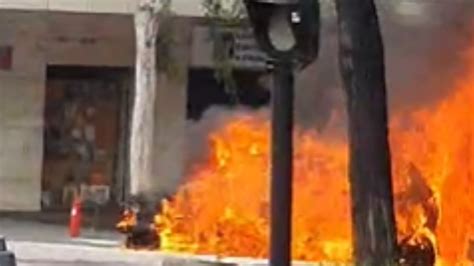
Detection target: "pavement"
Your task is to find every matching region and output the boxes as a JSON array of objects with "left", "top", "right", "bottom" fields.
[
  {"left": 0, "top": 218, "right": 349, "bottom": 266},
  {"left": 0, "top": 218, "right": 120, "bottom": 246},
  {"left": 0, "top": 218, "right": 135, "bottom": 265},
  {"left": 0, "top": 218, "right": 231, "bottom": 266}
]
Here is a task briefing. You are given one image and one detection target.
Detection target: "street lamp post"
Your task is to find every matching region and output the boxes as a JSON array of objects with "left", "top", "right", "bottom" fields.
[
  {"left": 269, "top": 58, "right": 294, "bottom": 266},
  {"left": 243, "top": 1, "right": 320, "bottom": 266}
]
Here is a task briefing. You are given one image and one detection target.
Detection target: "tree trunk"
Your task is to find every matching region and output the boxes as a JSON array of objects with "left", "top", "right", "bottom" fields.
[
  {"left": 129, "top": 1, "right": 160, "bottom": 198},
  {"left": 335, "top": 0, "right": 398, "bottom": 265},
  {"left": 116, "top": 70, "right": 134, "bottom": 203}
]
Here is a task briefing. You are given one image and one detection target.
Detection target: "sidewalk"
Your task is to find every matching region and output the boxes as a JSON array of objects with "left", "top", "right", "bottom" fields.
[
  {"left": 0, "top": 218, "right": 199, "bottom": 266},
  {"left": 0, "top": 204, "right": 122, "bottom": 230},
  {"left": 0, "top": 218, "right": 130, "bottom": 265},
  {"left": 0, "top": 218, "right": 121, "bottom": 248},
  {"left": 0, "top": 218, "right": 350, "bottom": 266}
]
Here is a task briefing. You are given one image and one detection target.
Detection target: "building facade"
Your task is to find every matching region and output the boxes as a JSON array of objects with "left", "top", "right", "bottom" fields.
[
  {"left": 0, "top": 0, "right": 194, "bottom": 211},
  {"left": 0, "top": 0, "right": 272, "bottom": 211},
  {"left": 0, "top": 0, "right": 333, "bottom": 212}
]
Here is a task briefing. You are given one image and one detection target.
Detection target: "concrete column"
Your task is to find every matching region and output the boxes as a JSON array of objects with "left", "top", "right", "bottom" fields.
[
  {"left": 151, "top": 18, "right": 192, "bottom": 199},
  {"left": 0, "top": 12, "right": 46, "bottom": 211}
]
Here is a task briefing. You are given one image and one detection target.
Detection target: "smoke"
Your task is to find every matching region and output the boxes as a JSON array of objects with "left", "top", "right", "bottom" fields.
[
  {"left": 380, "top": 1, "right": 474, "bottom": 112},
  {"left": 293, "top": 0, "right": 474, "bottom": 131},
  {"left": 183, "top": 1, "right": 474, "bottom": 170}
]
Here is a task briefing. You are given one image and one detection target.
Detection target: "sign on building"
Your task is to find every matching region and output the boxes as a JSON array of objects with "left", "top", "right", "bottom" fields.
[
  {"left": 0, "top": 46, "right": 12, "bottom": 70},
  {"left": 191, "top": 26, "right": 267, "bottom": 70}
]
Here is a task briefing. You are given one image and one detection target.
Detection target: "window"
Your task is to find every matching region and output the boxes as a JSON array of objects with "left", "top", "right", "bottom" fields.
[{"left": 0, "top": 46, "right": 13, "bottom": 71}]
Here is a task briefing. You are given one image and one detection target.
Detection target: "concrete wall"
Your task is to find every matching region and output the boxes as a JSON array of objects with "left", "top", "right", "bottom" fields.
[
  {"left": 0, "top": 12, "right": 46, "bottom": 211},
  {"left": 152, "top": 18, "right": 192, "bottom": 197},
  {"left": 0, "top": 9, "right": 191, "bottom": 210},
  {"left": 45, "top": 13, "right": 134, "bottom": 66},
  {"left": 0, "top": 0, "right": 138, "bottom": 14},
  {"left": 0, "top": 10, "right": 136, "bottom": 211},
  {"left": 0, "top": 0, "right": 204, "bottom": 16}
]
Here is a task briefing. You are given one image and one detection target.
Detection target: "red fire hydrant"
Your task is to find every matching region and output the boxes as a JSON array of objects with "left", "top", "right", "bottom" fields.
[{"left": 69, "top": 195, "right": 82, "bottom": 238}]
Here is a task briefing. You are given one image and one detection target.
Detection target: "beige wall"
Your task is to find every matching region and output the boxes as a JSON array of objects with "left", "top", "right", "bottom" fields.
[
  {"left": 0, "top": 10, "right": 192, "bottom": 210},
  {"left": 0, "top": 0, "right": 204, "bottom": 16},
  {"left": 0, "top": 11, "right": 135, "bottom": 211},
  {"left": 152, "top": 18, "right": 192, "bottom": 198},
  {"left": 0, "top": 0, "right": 137, "bottom": 14},
  {"left": 0, "top": 12, "right": 46, "bottom": 211},
  {"left": 45, "top": 13, "right": 134, "bottom": 66}
]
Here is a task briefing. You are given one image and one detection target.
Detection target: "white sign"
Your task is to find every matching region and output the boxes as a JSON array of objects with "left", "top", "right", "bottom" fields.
[
  {"left": 191, "top": 26, "right": 268, "bottom": 70},
  {"left": 229, "top": 28, "right": 268, "bottom": 69}
]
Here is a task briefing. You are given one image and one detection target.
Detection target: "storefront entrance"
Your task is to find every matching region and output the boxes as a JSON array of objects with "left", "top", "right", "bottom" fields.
[{"left": 41, "top": 65, "right": 132, "bottom": 210}]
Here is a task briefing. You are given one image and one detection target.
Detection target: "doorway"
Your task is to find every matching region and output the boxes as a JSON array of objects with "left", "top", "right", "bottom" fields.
[{"left": 41, "top": 65, "right": 132, "bottom": 210}]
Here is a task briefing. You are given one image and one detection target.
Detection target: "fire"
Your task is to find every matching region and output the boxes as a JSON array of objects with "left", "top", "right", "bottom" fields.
[
  {"left": 156, "top": 51, "right": 474, "bottom": 264},
  {"left": 157, "top": 117, "right": 350, "bottom": 260}
]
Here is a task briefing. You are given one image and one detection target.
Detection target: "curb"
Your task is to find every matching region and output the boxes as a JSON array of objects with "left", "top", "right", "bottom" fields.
[{"left": 0, "top": 236, "right": 16, "bottom": 266}]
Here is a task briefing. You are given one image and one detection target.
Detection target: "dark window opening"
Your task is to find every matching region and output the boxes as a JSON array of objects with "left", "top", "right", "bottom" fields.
[
  {"left": 0, "top": 46, "right": 13, "bottom": 70},
  {"left": 187, "top": 68, "right": 270, "bottom": 120},
  {"left": 47, "top": 65, "right": 129, "bottom": 80}
]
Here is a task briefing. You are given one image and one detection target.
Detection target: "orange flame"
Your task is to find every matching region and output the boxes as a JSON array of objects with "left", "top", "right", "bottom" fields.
[{"left": 156, "top": 49, "right": 474, "bottom": 264}]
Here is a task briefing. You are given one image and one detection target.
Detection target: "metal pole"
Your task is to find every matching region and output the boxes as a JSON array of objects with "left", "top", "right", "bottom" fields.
[
  {"left": 0, "top": 236, "right": 6, "bottom": 252},
  {"left": 270, "top": 60, "right": 294, "bottom": 266}
]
